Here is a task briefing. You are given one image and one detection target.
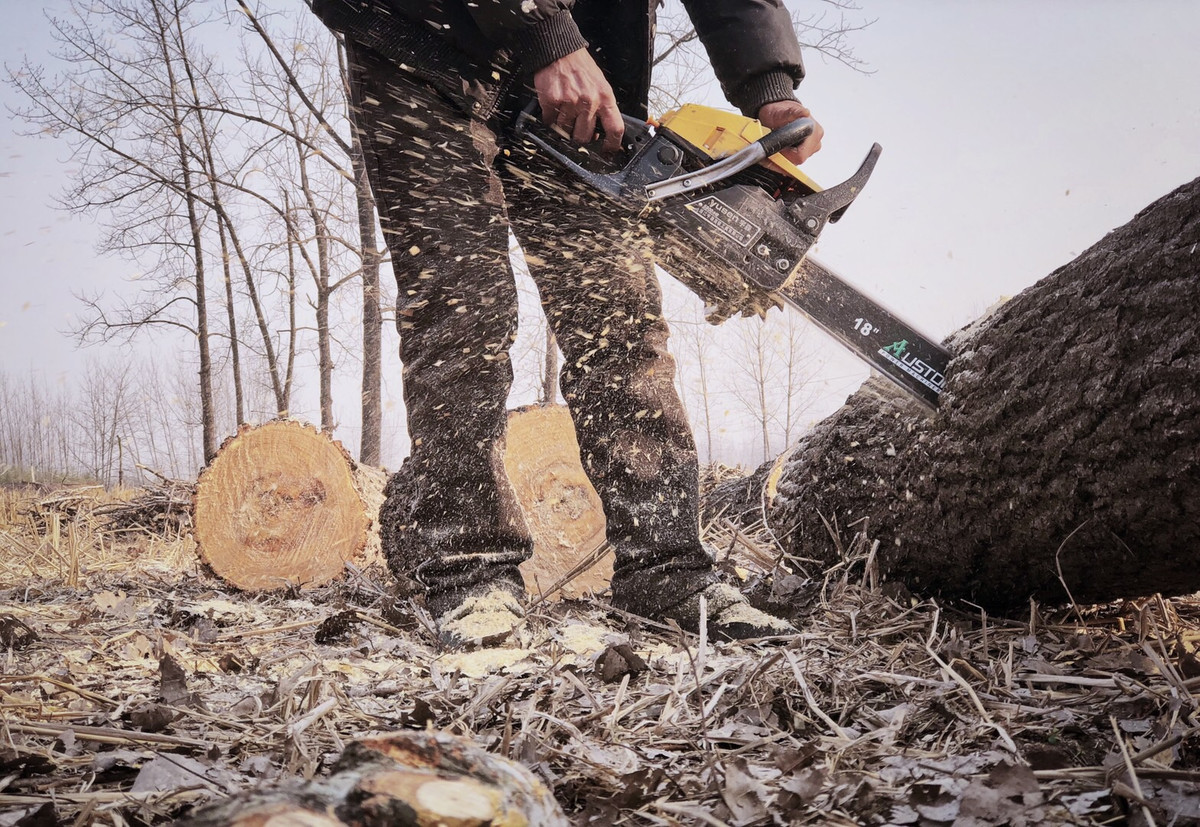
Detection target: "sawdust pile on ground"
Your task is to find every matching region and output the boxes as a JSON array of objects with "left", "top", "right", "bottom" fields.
[{"left": 2, "top": 483, "right": 1200, "bottom": 825}]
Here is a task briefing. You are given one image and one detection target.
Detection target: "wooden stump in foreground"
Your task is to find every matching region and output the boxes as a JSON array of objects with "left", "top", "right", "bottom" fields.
[
  {"left": 176, "top": 731, "right": 569, "bottom": 826},
  {"left": 504, "top": 405, "right": 611, "bottom": 600},
  {"left": 194, "top": 421, "right": 380, "bottom": 590}
]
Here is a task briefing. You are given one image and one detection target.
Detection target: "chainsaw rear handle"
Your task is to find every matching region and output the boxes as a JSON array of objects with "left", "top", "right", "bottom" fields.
[
  {"left": 644, "top": 117, "right": 816, "bottom": 202},
  {"left": 754, "top": 117, "right": 818, "bottom": 160},
  {"left": 514, "top": 101, "right": 817, "bottom": 205}
]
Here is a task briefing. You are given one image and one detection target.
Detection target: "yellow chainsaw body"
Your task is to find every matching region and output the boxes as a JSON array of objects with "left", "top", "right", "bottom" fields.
[{"left": 655, "top": 104, "right": 823, "bottom": 192}]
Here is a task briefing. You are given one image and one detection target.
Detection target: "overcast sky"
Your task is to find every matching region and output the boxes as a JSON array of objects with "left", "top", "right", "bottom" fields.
[{"left": 2, "top": 1, "right": 1199, "bottom": 459}]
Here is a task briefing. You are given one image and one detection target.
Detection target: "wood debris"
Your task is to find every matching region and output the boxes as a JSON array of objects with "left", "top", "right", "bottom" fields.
[{"left": 1, "top": 483, "right": 1199, "bottom": 825}]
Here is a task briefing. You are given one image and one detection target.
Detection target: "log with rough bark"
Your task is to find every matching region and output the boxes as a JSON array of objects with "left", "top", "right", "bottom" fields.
[
  {"left": 768, "top": 177, "right": 1200, "bottom": 612},
  {"left": 176, "top": 731, "right": 569, "bottom": 826},
  {"left": 194, "top": 421, "right": 384, "bottom": 590},
  {"left": 505, "top": 405, "right": 611, "bottom": 599}
]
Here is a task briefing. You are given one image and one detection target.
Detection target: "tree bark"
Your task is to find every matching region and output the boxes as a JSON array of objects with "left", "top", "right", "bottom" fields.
[
  {"left": 147, "top": 0, "right": 217, "bottom": 463},
  {"left": 343, "top": 43, "right": 383, "bottom": 466},
  {"left": 541, "top": 326, "right": 559, "bottom": 405},
  {"left": 768, "top": 177, "right": 1200, "bottom": 612},
  {"left": 176, "top": 731, "right": 568, "bottom": 826},
  {"left": 173, "top": 8, "right": 245, "bottom": 429}
]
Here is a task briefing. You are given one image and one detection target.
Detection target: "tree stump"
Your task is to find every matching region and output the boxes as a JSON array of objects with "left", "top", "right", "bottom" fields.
[
  {"left": 176, "top": 731, "right": 569, "bottom": 826},
  {"left": 768, "top": 177, "right": 1200, "bottom": 612},
  {"left": 194, "top": 421, "right": 382, "bottom": 590},
  {"left": 504, "top": 405, "right": 611, "bottom": 599}
]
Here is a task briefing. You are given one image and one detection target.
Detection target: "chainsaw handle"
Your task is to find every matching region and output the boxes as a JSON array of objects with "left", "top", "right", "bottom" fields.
[
  {"left": 755, "top": 117, "right": 818, "bottom": 160},
  {"left": 645, "top": 117, "right": 816, "bottom": 202}
]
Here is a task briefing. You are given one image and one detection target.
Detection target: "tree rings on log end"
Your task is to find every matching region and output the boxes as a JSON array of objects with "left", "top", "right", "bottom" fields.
[
  {"left": 194, "top": 420, "right": 368, "bottom": 590},
  {"left": 503, "top": 405, "right": 611, "bottom": 600}
]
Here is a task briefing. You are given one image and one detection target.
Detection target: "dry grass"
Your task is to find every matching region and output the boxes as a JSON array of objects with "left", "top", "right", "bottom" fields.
[{"left": 2, "top": 484, "right": 1199, "bottom": 825}]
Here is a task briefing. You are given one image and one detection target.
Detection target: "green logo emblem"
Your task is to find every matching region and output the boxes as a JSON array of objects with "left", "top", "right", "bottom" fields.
[{"left": 882, "top": 340, "right": 908, "bottom": 357}]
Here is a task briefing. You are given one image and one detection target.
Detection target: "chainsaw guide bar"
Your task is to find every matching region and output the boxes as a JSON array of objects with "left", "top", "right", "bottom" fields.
[{"left": 516, "top": 104, "right": 951, "bottom": 410}]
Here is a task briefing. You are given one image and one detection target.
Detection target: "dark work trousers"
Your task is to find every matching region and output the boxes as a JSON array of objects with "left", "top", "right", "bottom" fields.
[{"left": 347, "top": 45, "right": 714, "bottom": 618}]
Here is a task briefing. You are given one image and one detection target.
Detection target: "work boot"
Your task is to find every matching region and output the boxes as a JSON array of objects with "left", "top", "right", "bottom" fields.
[
  {"left": 435, "top": 588, "right": 524, "bottom": 650},
  {"left": 660, "top": 582, "right": 796, "bottom": 641}
]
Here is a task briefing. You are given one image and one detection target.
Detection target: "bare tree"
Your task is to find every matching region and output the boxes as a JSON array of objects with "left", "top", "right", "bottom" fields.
[
  {"left": 728, "top": 320, "right": 777, "bottom": 463},
  {"left": 70, "top": 359, "right": 139, "bottom": 484},
  {"left": 0, "top": 369, "right": 73, "bottom": 479},
  {"left": 235, "top": 0, "right": 378, "bottom": 440},
  {"left": 672, "top": 319, "right": 718, "bottom": 463},
  {"left": 771, "top": 312, "right": 821, "bottom": 447},
  {"left": 339, "top": 42, "right": 384, "bottom": 463},
  {"left": 651, "top": 0, "right": 873, "bottom": 114},
  {"left": 7, "top": 0, "right": 229, "bottom": 459}
]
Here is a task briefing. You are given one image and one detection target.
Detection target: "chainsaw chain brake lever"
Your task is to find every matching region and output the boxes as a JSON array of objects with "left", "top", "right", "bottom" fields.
[
  {"left": 786, "top": 142, "right": 882, "bottom": 239},
  {"left": 644, "top": 117, "right": 816, "bottom": 202},
  {"left": 513, "top": 103, "right": 648, "bottom": 200}
]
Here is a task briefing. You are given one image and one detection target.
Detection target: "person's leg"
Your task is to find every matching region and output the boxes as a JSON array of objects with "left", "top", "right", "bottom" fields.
[
  {"left": 498, "top": 141, "right": 795, "bottom": 638},
  {"left": 346, "top": 44, "right": 531, "bottom": 621},
  {"left": 498, "top": 155, "right": 715, "bottom": 619}
]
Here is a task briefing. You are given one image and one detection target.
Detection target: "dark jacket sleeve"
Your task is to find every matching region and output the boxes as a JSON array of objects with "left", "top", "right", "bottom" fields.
[
  {"left": 679, "top": 0, "right": 806, "bottom": 116},
  {"left": 462, "top": 0, "right": 588, "bottom": 71},
  {"left": 311, "top": 0, "right": 586, "bottom": 73}
]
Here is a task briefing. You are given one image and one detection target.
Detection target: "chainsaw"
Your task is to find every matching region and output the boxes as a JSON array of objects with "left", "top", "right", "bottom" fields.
[{"left": 515, "top": 104, "right": 950, "bottom": 410}]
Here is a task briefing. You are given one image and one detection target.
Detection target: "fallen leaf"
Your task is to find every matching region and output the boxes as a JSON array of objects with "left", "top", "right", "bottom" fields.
[
  {"left": 315, "top": 610, "right": 358, "bottom": 644},
  {"left": 93, "top": 590, "right": 136, "bottom": 620},
  {"left": 595, "top": 643, "right": 647, "bottom": 684},
  {"left": 719, "top": 759, "right": 772, "bottom": 825},
  {"left": 401, "top": 698, "right": 436, "bottom": 729},
  {"left": 955, "top": 762, "right": 1045, "bottom": 826},
  {"left": 0, "top": 802, "right": 56, "bottom": 827},
  {"left": 909, "top": 779, "right": 965, "bottom": 823},
  {"left": 219, "top": 652, "right": 256, "bottom": 673},
  {"left": 93, "top": 590, "right": 126, "bottom": 611},
  {"left": 1135, "top": 779, "right": 1200, "bottom": 822},
  {"left": 159, "top": 653, "right": 191, "bottom": 706},
  {"left": 121, "top": 632, "right": 155, "bottom": 661},
  {"left": 130, "top": 754, "right": 223, "bottom": 793},
  {"left": 0, "top": 614, "right": 38, "bottom": 650},
  {"left": 779, "top": 766, "right": 827, "bottom": 802},
  {"left": 1061, "top": 789, "right": 1111, "bottom": 817},
  {"left": 91, "top": 750, "right": 144, "bottom": 773},
  {"left": 128, "top": 703, "right": 178, "bottom": 733}
]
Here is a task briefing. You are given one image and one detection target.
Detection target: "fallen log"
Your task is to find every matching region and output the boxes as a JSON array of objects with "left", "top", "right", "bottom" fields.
[
  {"left": 175, "top": 731, "right": 569, "bottom": 826},
  {"left": 768, "top": 177, "right": 1200, "bottom": 612},
  {"left": 193, "top": 421, "right": 381, "bottom": 590},
  {"left": 195, "top": 410, "right": 611, "bottom": 597}
]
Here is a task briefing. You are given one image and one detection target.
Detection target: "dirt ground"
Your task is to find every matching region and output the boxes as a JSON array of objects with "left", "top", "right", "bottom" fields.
[{"left": 2, "top": 483, "right": 1199, "bottom": 826}]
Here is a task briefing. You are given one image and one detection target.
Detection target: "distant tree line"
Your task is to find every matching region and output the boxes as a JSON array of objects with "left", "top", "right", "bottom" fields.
[{"left": 0, "top": 360, "right": 203, "bottom": 486}]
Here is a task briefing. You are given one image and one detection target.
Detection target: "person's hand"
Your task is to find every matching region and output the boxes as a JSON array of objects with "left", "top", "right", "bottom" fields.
[
  {"left": 533, "top": 48, "right": 624, "bottom": 152},
  {"left": 758, "top": 100, "right": 824, "bottom": 165}
]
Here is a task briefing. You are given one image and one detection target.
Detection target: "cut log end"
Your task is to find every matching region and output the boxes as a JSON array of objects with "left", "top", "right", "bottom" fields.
[
  {"left": 194, "top": 420, "right": 370, "bottom": 591},
  {"left": 504, "top": 405, "right": 611, "bottom": 600}
]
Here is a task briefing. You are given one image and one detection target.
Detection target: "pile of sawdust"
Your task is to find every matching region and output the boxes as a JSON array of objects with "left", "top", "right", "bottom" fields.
[{"left": 2, "top": 484, "right": 1199, "bottom": 825}]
